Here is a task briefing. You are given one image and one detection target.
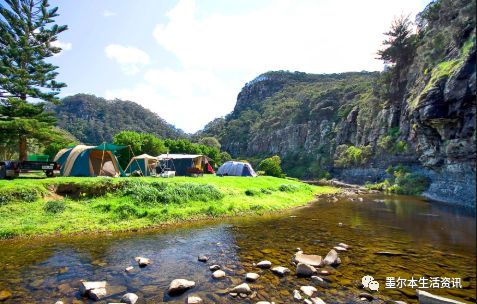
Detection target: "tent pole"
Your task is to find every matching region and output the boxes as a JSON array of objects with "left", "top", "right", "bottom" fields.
[{"left": 99, "top": 142, "right": 106, "bottom": 176}]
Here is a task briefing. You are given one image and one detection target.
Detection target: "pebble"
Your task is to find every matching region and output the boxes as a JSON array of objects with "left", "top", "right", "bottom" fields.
[
  {"left": 311, "top": 297, "right": 326, "bottom": 304},
  {"left": 209, "top": 265, "right": 221, "bottom": 271},
  {"left": 300, "top": 286, "right": 317, "bottom": 297},
  {"left": 198, "top": 255, "right": 209, "bottom": 262},
  {"left": 186, "top": 296, "right": 203, "bottom": 303},
  {"left": 333, "top": 246, "right": 347, "bottom": 252},
  {"left": 125, "top": 266, "right": 134, "bottom": 272},
  {"left": 296, "top": 263, "right": 317, "bottom": 277},
  {"left": 230, "top": 283, "right": 251, "bottom": 295},
  {"left": 293, "top": 289, "right": 302, "bottom": 301},
  {"left": 167, "top": 279, "right": 196, "bottom": 295},
  {"left": 311, "top": 276, "right": 326, "bottom": 285},
  {"left": 120, "top": 293, "right": 138, "bottom": 304},
  {"left": 246, "top": 272, "right": 260, "bottom": 281},
  {"left": 256, "top": 260, "right": 272, "bottom": 269},
  {"left": 134, "top": 257, "right": 151, "bottom": 267},
  {"left": 212, "top": 270, "right": 226, "bottom": 279},
  {"left": 271, "top": 266, "right": 290, "bottom": 276}
]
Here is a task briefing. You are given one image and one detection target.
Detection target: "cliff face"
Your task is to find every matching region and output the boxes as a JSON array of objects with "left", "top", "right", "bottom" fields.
[{"left": 200, "top": 0, "right": 476, "bottom": 206}]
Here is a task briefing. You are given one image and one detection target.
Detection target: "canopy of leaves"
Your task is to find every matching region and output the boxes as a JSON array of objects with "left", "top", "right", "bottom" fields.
[{"left": 258, "top": 155, "right": 284, "bottom": 177}]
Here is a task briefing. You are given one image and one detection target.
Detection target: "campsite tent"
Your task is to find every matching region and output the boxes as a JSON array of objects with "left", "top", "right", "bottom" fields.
[
  {"left": 54, "top": 144, "right": 126, "bottom": 177},
  {"left": 124, "top": 154, "right": 158, "bottom": 176},
  {"left": 157, "top": 154, "right": 214, "bottom": 176},
  {"left": 216, "top": 161, "right": 257, "bottom": 177}
]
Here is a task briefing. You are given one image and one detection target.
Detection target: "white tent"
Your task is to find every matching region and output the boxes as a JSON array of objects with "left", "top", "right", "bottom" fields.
[
  {"left": 216, "top": 161, "right": 257, "bottom": 177},
  {"left": 124, "top": 154, "right": 158, "bottom": 176}
]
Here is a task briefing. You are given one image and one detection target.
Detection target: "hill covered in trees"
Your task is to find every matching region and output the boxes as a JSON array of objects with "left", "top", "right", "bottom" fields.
[{"left": 50, "top": 94, "right": 186, "bottom": 144}]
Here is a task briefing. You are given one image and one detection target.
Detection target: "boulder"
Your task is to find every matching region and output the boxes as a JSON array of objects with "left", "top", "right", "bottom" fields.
[
  {"left": 293, "top": 251, "right": 322, "bottom": 267},
  {"left": 417, "top": 290, "right": 466, "bottom": 304},
  {"left": 296, "top": 263, "right": 317, "bottom": 277},
  {"left": 256, "top": 260, "right": 272, "bottom": 269},
  {"left": 168, "top": 279, "right": 196, "bottom": 296},
  {"left": 209, "top": 265, "right": 221, "bottom": 271},
  {"left": 323, "top": 249, "right": 339, "bottom": 266},
  {"left": 186, "top": 296, "right": 203, "bottom": 304},
  {"left": 230, "top": 283, "right": 251, "bottom": 295},
  {"left": 300, "top": 286, "right": 317, "bottom": 297},
  {"left": 212, "top": 270, "right": 226, "bottom": 279},
  {"left": 271, "top": 266, "right": 290, "bottom": 276},
  {"left": 198, "top": 255, "right": 209, "bottom": 262},
  {"left": 246, "top": 273, "right": 260, "bottom": 281},
  {"left": 134, "top": 257, "right": 151, "bottom": 267},
  {"left": 79, "top": 281, "right": 107, "bottom": 301},
  {"left": 120, "top": 293, "right": 138, "bottom": 304}
]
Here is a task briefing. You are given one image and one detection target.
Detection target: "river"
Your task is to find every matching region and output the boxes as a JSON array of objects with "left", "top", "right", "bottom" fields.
[{"left": 0, "top": 194, "right": 475, "bottom": 303}]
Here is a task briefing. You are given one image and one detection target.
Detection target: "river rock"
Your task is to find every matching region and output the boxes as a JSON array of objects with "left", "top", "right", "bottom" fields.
[
  {"left": 323, "top": 249, "right": 339, "bottom": 266},
  {"left": 54, "top": 301, "right": 64, "bottom": 304},
  {"left": 417, "top": 289, "right": 466, "bottom": 304},
  {"left": 125, "top": 266, "right": 134, "bottom": 272},
  {"left": 310, "top": 297, "right": 326, "bottom": 304},
  {"left": 359, "top": 292, "right": 373, "bottom": 301},
  {"left": 337, "top": 243, "right": 349, "bottom": 249},
  {"left": 256, "top": 260, "right": 272, "bottom": 268},
  {"left": 0, "top": 290, "right": 12, "bottom": 301},
  {"left": 120, "top": 293, "right": 138, "bottom": 304},
  {"left": 230, "top": 283, "right": 251, "bottom": 295},
  {"left": 311, "top": 276, "right": 326, "bottom": 285},
  {"left": 79, "top": 281, "right": 107, "bottom": 300},
  {"left": 271, "top": 266, "right": 290, "bottom": 276},
  {"left": 293, "top": 251, "right": 323, "bottom": 267},
  {"left": 198, "top": 255, "right": 209, "bottom": 262},
  {"left": 168, "top": 279, "right": 196, "bottom": 295},
  {"left": 375, "top": 251, "right": 404, "bottom": 256},
  {"left": 209, "top": 265, "right": 221, "bottom": 271},
  {"left": 186, "top": 296, "right": 203, "bottom": 303},
  {"left": 212, "top": 270, "right": 226, "bottom": 279},
  {"left": 246, "top": 273, "right": 260, "bottom": 281},
  {"left": 293, "top": 289, "right": 302, "bottom": 301},
  {"left": 300, "top": 286, "right": 317, "bottom": 297},
  {"left": 296, "top": 263, "right": 317, "bottom": 277},
  {"left": 134, "top": 257, "right": 151, "bottom": 267},
  {"left": 333, "top": 246, "right": 347, "bottom": 252}
]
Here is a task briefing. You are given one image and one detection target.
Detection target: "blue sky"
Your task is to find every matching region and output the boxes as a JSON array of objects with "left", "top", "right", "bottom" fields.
[{"left": 47, "top": 0, "right": 429, "bottom": 133}]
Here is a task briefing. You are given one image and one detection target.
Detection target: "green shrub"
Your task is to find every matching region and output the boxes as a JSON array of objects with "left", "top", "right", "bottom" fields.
[
  {"left": 44, "top": 200, "right": 66, "bottom": 214},
  {"left": 367, "top": 165, "right": 430, "bottom": 195},
  {"left": 258, "top": 155, "right": 285, "bottom": 177},
  {"left": 334, "top": 144, "right": 373, "bottom": 167},
  {"left": 278, "top": 184, "right": 300, "bottom": 192},
  {"left": 260, "top": 188, "right": 273, "bottom": 194},
  {"left": 114, "top": 204, "right": 145, "bottom": 219},
  {"left": 0, "top": 188, "right": 39, "bottom": 205},
  {"left": 245, "top": 189, "right": 259, "bottom": 196}
]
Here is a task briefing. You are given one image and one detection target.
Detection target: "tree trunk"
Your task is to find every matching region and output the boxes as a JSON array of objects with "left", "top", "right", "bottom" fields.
[{"left": 19, "top": 135, "right": 27, "bottom": 161}]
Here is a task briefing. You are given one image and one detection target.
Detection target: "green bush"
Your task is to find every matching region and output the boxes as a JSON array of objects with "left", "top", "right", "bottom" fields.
[
  {"left": 245, "top": 189, "right": 259, "bottom": 196},
  {"left": 44, "top": 200, "right": 66, "bottom": 214},
  {"left": 258, "top": 155, "right": 285, "bottom": 177},
  {"left": 114, "top": 204, "right": 146, "bottom": 219},
  {"left": 334, "top": 144, "right": 373, "bottom": 167},
  {"left": 0, "top": 188, "right": 39, "bottom": 205},
  {"left": 367, "top": 165, "right": 430, "bottom": 195},
  {"left": 278, "top": 184, "right": 300, "bottom": 192}
]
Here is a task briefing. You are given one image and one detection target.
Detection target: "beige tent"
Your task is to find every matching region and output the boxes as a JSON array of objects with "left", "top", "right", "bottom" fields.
[{"left": 124, "top": 154, "right": 158, "bottom": 176}]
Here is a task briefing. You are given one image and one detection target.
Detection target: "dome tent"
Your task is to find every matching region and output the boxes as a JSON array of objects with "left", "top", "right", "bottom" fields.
[
  {"left": 54, "top": 144, "right": 126, "bottom": 177},
  {"left": 124, "top": 154, "right": 158, "bottom": 176},
  {"left": 216, "top": 161, "right": 257, "bottom": 177}
]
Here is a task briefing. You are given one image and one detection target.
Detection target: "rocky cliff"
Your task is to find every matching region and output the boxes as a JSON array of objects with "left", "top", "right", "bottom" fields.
[{"left": 200, "top": 0, "right": 476, "bottom": 206}]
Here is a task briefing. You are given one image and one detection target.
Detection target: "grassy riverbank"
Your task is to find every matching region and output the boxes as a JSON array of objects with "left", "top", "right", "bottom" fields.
[{"left": 0, "top": 176, "right": 338, "bottom": 239}]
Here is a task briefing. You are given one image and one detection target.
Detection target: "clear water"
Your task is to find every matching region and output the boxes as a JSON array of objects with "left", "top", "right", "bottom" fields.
[{"left": 0, "top": 194, "right": 475, "bottom": 303}]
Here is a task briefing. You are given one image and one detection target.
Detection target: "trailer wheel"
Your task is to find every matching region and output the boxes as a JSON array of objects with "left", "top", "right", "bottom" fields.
[{"left": 45, "top": 170, "right": 54, "bottom": 178}]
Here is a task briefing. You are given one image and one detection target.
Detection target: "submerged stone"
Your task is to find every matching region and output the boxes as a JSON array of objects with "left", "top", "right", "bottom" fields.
[{"left": 168, "top": 279, "right": 196, "bottom": 295}]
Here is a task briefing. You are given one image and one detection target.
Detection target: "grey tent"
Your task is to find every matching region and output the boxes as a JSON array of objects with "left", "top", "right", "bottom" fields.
[{"left": 216, "top": 161, "right": 257, "bottom": 177}]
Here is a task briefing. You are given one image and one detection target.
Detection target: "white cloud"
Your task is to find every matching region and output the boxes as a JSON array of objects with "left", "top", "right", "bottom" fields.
[
  {"left": 103, "top": 10, "right": 117, "bottom": 17},
  {"left": 106, "top": 0, "right": 429, "bottom": 132},
  {"left": 51, "top": 40, "right": 72, "bottom": 56},
  {"left": 104, "top": 44, "right": 150, "bottom": 75},
  {"left": 105, "top": 68, "right": 237, "bottom": 133}
]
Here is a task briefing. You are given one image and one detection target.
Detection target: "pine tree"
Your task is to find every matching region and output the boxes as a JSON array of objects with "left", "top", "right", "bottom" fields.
[{"left": 0, "top": 0, "right": 67, "bottom": 160}]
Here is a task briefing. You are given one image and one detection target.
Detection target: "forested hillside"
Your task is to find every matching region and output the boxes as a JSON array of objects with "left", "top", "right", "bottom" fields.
[
  {"left": 51, "top": 94, "right": 186, "bottom": 144},
  {"left": 199, "top": 0, "right": 476, "bottom": 206}
]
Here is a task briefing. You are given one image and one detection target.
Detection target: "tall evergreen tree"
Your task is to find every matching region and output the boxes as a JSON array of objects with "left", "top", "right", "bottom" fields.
[{"left": 0, "top": 0, "right": 67, "bottom": 160}]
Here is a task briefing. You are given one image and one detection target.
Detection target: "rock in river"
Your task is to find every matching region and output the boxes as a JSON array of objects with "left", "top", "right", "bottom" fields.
[
  {"left": 323, "top": 249, "right": 339, "bottom": 266},
  {"left": 310, "top": 297, "right": 326, "bottom": 304},
  {"left": 121, "top": 292, "right": 139, "bottom": 304},
  {"left": 209, "top": 265, "right": 221, "bottom": 271},
  {"left": 300, "top": 286, "right": 317, "bottom": 297},
  {"left": 293, "top": 289, "right": 302, "bottom": 301},
  {"left": 0, "top": 290, "right": 12, "bottom": 301},
  {"left": 293, "top": 251, "right": 322, "bottom": 267},
  {"left": 168, "top": 279, "right": 196, "bottom": 296},
  {"left": 256, "top": 260, "right": 272, "bottom": 269},
  {"left": 271, "top": 266, "right": 290, "bottom": 276},
  {"left": 79, "top": 281, "right": 107, "bottom": 301},
  {"left": 198, "top": 255, "right": 209, "bottom": 262},
  {"left": 246, "top": 273, "right": 260, "bottom": 281},
  {"left": 230, "top": 283, "right": 252, "bottom": 295},
  {"left": 186, "top": 296, "right": 203, "bottom": 303},
  {"left": 212, "top": 270, "right": 226, "bottom": 279},
  {"left": 296, "top": 263, "right": 317, "bottom": 277},
  {"left": 417, "top": 289, "right": 466, "bottom": 304},
  {"left": 134, "top": 257, "right": 151, "bottom": 267}
]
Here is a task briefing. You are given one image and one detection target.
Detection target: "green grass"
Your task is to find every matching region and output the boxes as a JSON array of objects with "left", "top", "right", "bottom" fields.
[{"left": 0, "top": 175, "right": 338, "bottom": 239}]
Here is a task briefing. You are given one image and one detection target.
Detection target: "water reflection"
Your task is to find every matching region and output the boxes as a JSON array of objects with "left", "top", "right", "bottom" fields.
[{"left": 0, "top": 194, "right": 475, "bottom": 303}]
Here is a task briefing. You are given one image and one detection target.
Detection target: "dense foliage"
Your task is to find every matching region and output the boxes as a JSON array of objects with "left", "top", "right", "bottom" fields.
[
  {"left": 257, "top": 155, "right": 285, "bottom": 177},
  {"left": 0, "top": 0, "right": 68, "bottom": 160},
  {"left": 51, "top": 94, "right": 185, "bottom": 145}
]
